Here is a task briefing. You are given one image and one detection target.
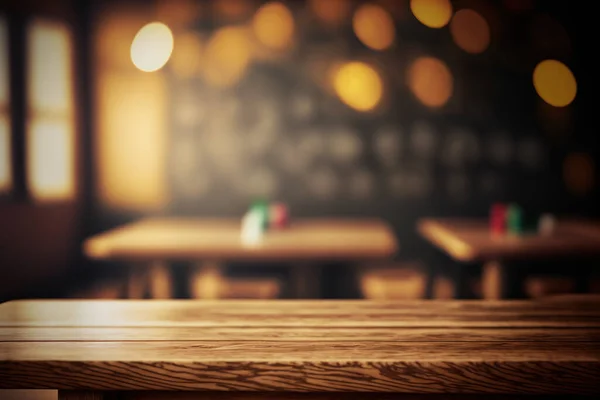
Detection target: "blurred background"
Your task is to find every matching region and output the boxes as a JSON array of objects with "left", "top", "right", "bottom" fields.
[{"left": 0, "top": 0, "right": 598, "bottom": 302}]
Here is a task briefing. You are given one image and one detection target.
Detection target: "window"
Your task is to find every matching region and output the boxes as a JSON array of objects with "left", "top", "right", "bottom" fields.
[
  {"left": 0, "top": 16, "right": 10, "bottom": 194},
  {"left": 26, "top": 19, "right": 75, "bottom": 201}
]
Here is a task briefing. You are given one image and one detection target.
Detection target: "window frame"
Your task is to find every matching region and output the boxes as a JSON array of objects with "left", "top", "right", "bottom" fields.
[{"left": 0, "top": 2, "right": 80, "bottom": 204}]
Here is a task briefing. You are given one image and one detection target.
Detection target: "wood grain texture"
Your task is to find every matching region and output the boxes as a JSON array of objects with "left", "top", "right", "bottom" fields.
[
  {"left": 3, "top": 326, "right": 599, "bottom": 342},
  {"left": 1, "top": 299, "right": 599, "bottom": 394},
  {"left": 2, "top": 300, "right": 599, "bottom": 328},
  {"left": 82, "top": 218, "right": 398, "bottom": 262},
  {"left": 123, "top": 394, "right": 598, "bottom": 400},
  {"left": 417, "top": 218, "right": 600, "bottom": 262}
]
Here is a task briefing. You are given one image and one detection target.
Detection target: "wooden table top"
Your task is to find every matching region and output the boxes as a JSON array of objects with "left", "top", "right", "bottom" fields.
[
  {"left": 83, "top": 217, "right": 398, "bottom": 262},
  {"left": 418, "top": 218, "right": 600, "bottom": 262},
  {"left": 1, "top": 299, "right": 599, "bottom": 394}
]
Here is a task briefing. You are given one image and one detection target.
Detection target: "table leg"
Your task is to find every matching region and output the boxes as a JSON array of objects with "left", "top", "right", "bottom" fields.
[
  {"left": 482, "top": 260, "right": 506, "bottom": 300},
  {"left": 190, "top": 261, "right": 223, "bottom": 299},
  {"left": 126, "top": 265, "right": 148, "bottom": 299},
  {"left": 148, "top": 261, "right": 173, "bottom": 299},
  {"left": 291, "top": 264, "right": 321, "bottom": 299}
]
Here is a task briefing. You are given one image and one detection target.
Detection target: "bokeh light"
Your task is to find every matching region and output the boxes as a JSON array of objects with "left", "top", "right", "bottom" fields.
[
  {"left": 155, "top": 0, "right": 202, "bottom": 27},
  {"left": 170, "top": 32, "right": 204, "bottom": 79},
  {"left": 533, "top": 60, "right": 577, "bottom": 107},
  {"left": 252, "top": 2, "right": 294, "bottom": 51},
  {"left": 353, "top": 4, "right": 395, "bottom": 51},
  {"left": 450, "top": 9, "right": 490, "bottom": 54},
  {"left": 203, "top": 26, "right": 251, "bottom": 87},
  {"left": 410, "top": 0, "right": 452, "bottom": 28},
  {"left": 130, "top": 22, "right": 174, "bottom": 72},
  {"left": 309, "top": 0, "right": 351, "bottom": 27},
  {"left": 214, "top": 0, "right": 254, "bottom": 21},
  {"left": 407, "top": 56, "right": 453, "bottom": 108},
  {"left": 563, "top": 153, "right": 595, "bottom": 196},
  {"left": 333, "top": 61, "right": 383, "bottom": 112}
]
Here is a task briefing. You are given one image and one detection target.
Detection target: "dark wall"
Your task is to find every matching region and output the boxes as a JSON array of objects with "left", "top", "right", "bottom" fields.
[{"left": 90, "top": 0, "right": 598, "bottom": 266}]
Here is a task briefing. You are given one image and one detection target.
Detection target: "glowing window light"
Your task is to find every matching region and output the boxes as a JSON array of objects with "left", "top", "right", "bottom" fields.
[
  {"left": 96, "top": 72, "right": 168, "bottom": 211},
  {"left": 27, "top": 19, "right": 75, "bottom": 201},
  {"left": 252, "top": 2, "right": 294, "bottom": 51},
  {"left": 28, "top": 20, "right": 73, "bottom": 113},
  {"left": 407, "top": 56, "right": 453, "bottom": 108},
  {"left": 333, "top": 61, "right": 383, "bottom": 112},
  {"left": 353, "top": 4, "right": 395, "bottom": 51},
  {"left": 533, "top": 60, "right": 576, "bottom": 108},
  {"left": 131, "top": 22, "right": 174, "bottom": 72},
  {"left": 410, "top": 0, "right": 452, "bottom": 29},
  {"left": 450, "top": 9, "right": 490, "bottom": 54},
  {"left": 27, "top": 120, "right": 74, "bottom": 200}
]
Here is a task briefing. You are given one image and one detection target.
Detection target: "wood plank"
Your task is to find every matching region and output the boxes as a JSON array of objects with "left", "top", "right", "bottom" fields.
[
  {"left": 1, "top": 341, "right": 599, "bottom": 393},
  {"left": 2, "top": 340, "right": 597, "bottom": 362},
  {"left": 2, "top": 300, "right": 599, "bottom": 328},
  {"left": 123, "top": 394, "right": 596, "bottom": 400},
  {"left": 83, "top": 218, "right": 399, "bottom": 262},
  {"left": 1, "top": 326, "right": 599, "bottom": 342}
]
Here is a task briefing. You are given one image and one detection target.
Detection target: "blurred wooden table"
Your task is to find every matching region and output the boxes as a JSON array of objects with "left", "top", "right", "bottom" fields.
[
  {"left": 83, "top": 218, "right": 398, "bottom": 299},
  {"left": 1, "top": 298, "right": 599, "bottom": 399},
  {"left": 418, "top": 218, "right": 600, "bottom": 299}
]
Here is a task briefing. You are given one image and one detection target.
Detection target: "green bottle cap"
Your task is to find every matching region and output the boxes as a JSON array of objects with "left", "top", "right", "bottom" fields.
[
  {"left": 250, "top": 200, "right": 269, "bottom": 229},
  {"left": 507, "top": 204, "right": 523, "bottom": 235}
]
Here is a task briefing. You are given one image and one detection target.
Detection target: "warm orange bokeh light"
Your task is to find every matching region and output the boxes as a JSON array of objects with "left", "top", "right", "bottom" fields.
[
  {"left": 450, "top": 9, "right": 490, "bottom": 54},
  {"left": 96, "top": 72, "right": 168, "bottom": 211},
  {"left": 155, "top": 0, "right": 202, "bottom": 27},
  {"left": 170, "top": 32, "right": 204, "bottom": 79},
  {"left": 252, "top": 2, "right": 294, "bottom": 51},
  {"left": 353, "top": 4, "right": 395, "bottom": 51},
  {"left": 410, "top": 0, "right": 452, "bottom": 28},
  {"left": 215, "top": 0, "right": 254, "bottom": 21},
  {"left": 564, "top": 153, "right": 595, "bottom": 196},
  {"left": 203, "top": 26, "right": 252, "bottom": 87},
  {"left": 407, "top": 56, "right": 453, "bottom": 108},
  {"left": 131, "top": 22, "right": 174, "bottom": 72},
  {"left": 533, "top": 60, "right": 576, "bottom": 108},
  {"left": 333, "top": 61, "right": 383, "bottom": 112},
  {"left": 309, "top": 0, "right": 351, "bottom": 26}
]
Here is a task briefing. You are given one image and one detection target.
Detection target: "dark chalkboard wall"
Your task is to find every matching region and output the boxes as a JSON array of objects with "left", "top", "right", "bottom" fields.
[{"left": 91, "top": 0, "right": 598, "bottom": 266}]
